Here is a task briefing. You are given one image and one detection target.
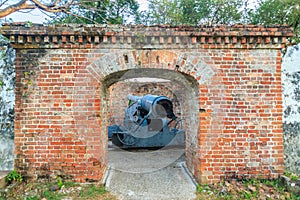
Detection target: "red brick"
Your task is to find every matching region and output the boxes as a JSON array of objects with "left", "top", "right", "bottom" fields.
[{"left": 5, "top": 24, "right": 290, "bottom": 184}]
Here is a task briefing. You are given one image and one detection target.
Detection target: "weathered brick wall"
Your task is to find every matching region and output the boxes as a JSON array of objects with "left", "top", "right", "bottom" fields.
[
  {"left": 1, "top": 24, "right": 293, "bottom": 183},
  {"left": 13, "top": 48, "right": 105, "bottom": 182},
  {"left": 197, "top": 49, "right": 284, "bottom": 181}
]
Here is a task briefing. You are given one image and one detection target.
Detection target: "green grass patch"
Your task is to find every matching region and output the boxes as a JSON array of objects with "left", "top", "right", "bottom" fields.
[
  {"left": 42, "top": 190, "right": 66, "bottom": 200},
  {"left": 79, "top": 184, "right": 107, "bottom": 198},
  {"left": 196, "top": 178, "right": 299, "bottom": 200}
]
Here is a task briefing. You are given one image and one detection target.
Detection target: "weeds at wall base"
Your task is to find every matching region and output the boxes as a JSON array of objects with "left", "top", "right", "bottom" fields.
[
  {"left": 0, "top": 178, "right": 116, "bottom": 200},
  {"left": 197, "top": 177, "right": 300, "bottom": 200}
]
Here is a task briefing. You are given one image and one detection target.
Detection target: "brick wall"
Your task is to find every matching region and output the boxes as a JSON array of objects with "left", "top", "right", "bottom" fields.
[
  {"left": 13, "top": 48, "right": 105, "bottom": 182},
  {"left": 1, "top": 24, "right": 293, "bottom": 183}
]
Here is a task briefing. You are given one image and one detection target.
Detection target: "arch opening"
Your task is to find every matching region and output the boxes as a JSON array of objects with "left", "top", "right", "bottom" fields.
[{"left": 101, "top": 68, "right": 199, "bottom": 175}]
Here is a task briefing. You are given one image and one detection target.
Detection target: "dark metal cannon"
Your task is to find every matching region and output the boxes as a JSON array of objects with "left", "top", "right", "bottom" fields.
[{"left": 108, "top": 94, "right": 185, "bottom": 148}]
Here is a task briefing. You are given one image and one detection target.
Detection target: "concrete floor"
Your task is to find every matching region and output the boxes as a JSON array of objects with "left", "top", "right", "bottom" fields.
[
  {"left": 105, "top": 142, "right": 196, "bottom": 200},
  {"left": 0, "top": 171, "right": 9, "bottom": 189}
]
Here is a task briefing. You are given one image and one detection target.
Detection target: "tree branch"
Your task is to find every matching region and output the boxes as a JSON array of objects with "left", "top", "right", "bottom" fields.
[
  {"left": 0, "top": 0, "right": 73, "bottom": 18},
  {"left": 0, "top": 0, "right": 36, "bottom": 18},
  {"left": 30, "top": 0, "right": 64, "bottom": 12}
]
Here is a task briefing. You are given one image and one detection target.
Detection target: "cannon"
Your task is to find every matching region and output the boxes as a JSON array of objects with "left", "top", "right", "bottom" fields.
[{"left": 108, "top": 94, "right": 185, "bottom": 148}]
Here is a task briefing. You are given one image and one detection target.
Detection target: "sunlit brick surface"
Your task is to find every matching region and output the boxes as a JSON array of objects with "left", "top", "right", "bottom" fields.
[{"left": 1, "top": 23, "right": 293, "bottom": 183}]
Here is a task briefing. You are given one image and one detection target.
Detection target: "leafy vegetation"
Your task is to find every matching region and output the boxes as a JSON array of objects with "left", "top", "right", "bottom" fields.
[
  {"left": 197, "top": 178, "right": 300, "bottom": 200},
  {"left": 139, "top": 0, "right": 299, "bottom": 41},
  {"left": 51, "top": 0, "right": 300, "bottom": 41},
  {"left": 284, "top": 170, "right": 300, "bottom": 182},
  {"left": 51, "top": 0, "right": 140, "bottom": 25},
  {"left": 5, "top": 169, "right": 23, "bottom": 184},
  {"left": 57, "top": 177, "right": 63, "bottom": 189},
  {"left": 79, "top": 184, "right": 107, "bottom": 198},
  {"left": 249, "top": 0, "right": 300, "bottom": 42},
  {"left": 0, "top": 178, "right": 116, "bottom": 200}
]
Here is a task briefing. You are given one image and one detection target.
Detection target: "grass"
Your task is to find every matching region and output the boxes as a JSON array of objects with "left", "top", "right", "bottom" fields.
[
  {"left": 78, "top": 184, "right": 108, "bottom": 199},
  {"left": 196, "top": 178, "right": 300, "bottom": 200},
  {"left": 284, "top": 170, "right": 300, "bottom": 181},
  {"left": 0, "top": 179, "right": 116, "bottom": 200}
]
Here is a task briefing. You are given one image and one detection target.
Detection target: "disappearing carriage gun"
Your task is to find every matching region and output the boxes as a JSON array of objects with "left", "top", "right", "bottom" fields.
[{"left": 108, "top": 94, "right": 185, "bottom": 148}]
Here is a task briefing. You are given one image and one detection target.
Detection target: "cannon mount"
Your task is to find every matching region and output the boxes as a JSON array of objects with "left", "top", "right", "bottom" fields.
[{"left": 108, "top": 94, "right": 185, "bottom": 148}]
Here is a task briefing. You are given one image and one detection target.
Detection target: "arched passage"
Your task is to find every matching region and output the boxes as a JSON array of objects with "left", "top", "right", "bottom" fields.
[
  {"left": 101, "top": 68, "right": 199, "bottom": 174},
  {"left": 85, "top": 48, "right": 221, "bottom": 181}
]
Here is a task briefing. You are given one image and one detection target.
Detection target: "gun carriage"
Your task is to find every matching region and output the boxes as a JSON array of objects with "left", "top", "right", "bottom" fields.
[{"left": 108, "top": 94, "right": 185, "bottom": 148}]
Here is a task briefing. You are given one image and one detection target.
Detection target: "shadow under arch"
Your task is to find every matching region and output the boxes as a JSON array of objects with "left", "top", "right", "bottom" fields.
[{"left": 101, "top": 68, "right": 200, "bottom": 174}]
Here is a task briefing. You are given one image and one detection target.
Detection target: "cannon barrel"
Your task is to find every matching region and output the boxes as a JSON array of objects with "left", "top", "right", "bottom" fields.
[
  {"left": 127, "top": 94, "right": 142, "bottom": 103},
  {"left": 127, "top": 94, "right": 175, "bottom": 119}
]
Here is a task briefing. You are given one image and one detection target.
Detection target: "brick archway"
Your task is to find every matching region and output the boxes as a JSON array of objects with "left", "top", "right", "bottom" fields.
[
  {"left": 1, "top": 23, "right": 293, "bottom": 183},
  {"left": 86, "top": 49, "right": 219, "bottom": 182},
  {"left": 99, "top": 67, "right": 200, "bottom": 177}
]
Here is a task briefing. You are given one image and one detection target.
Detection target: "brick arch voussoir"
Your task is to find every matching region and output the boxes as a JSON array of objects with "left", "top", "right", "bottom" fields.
[
  {"left": 175, "top": 52, "right": 218, "bottom": 84},
  {"left": 86, "top": 50, "right": 217, "bottom": 86},
  {"left": 86, "top": 50, "right": 134, "bottom": 82}
]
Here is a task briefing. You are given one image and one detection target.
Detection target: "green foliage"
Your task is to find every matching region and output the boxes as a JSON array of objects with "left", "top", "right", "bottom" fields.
[
  {"left": 249, "top": 0, "right": 300, "bottom": 42},
  {"left": 42, "top": 190, "right": 65, "bottom": 200},
  {"left": 79, "top": 184, "right": 107, "bottom": 198},
  {"left": 142, "top": 0, "right": 179, "bottom": 25},
  {"left": 284, "top": 170, "right": 293, "bottom": 177},
  {"left": 25, "top": 21, "right": 33, "bottom": 28},
  {"left": 1, "top": 51, "right": 5, "bottom": 60},
  {"left": 63, "top": 181, "right": 78, "bottom": 188},
  {"left": 5, "top": 169, "right": 23, "bottom": 183},
  {"left": 284, "top": 170, "right": 300, "bottom": 182},
  {"left": 51, "top": 0, "right": 140, "bottom": 25},
  {"left": 57, "top": 177, "right": 63, "bottom": 189},
  {"left": 291, "top": 175, "right": 298, "bottom": 181},
  {"left": 141, "top": 0, "right": 246, "bottom": 25},
  {"left": 43, "top": 0, "right": 300, "bottom": 41},
  {"left": 197, "top": 178, "right": 298, "bottom": 199},
  {"left": 142, "top": 0, "right": 300, "bottom": 41},
  {"left": 0, "top": 180, "right": 111, "bottom": 200},
  {"left": 26, "top": 196, "right": 39, "bottom": 200},
  {"left": 22, "top": 70, "right": 34, "bottom": 94},
  {"left": 209, "top": 0, "right": 245, "bottom": 24},
  {"left": 250, "top": 0, "right": 286, "bottom": 25},
  {"left": 55, "top": 177, "right": 78, "bottom": 190},
  {"left": 197, "top": 184, "right": 209, "bottom": 193}
]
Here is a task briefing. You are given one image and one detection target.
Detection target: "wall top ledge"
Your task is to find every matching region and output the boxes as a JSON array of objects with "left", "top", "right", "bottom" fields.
[{"left": 1, "top": 23, "right": 294, "bottom": 49}]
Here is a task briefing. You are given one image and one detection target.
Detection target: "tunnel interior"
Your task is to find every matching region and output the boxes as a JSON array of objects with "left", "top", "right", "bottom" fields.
[{"left": 101, "top": 68, "right": 199, "bottom": 173}]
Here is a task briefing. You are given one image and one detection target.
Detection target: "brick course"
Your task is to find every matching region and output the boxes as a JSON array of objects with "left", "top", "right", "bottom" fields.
[{"left": 1, "top": 23, "right": 293, "bottom": 183}]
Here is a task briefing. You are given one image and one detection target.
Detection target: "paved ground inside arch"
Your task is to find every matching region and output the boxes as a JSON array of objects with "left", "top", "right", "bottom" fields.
[{"left": 104, "top": 142, "right": 197, "bottom": 200}]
